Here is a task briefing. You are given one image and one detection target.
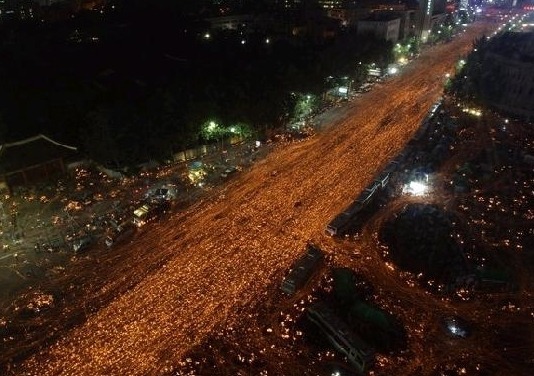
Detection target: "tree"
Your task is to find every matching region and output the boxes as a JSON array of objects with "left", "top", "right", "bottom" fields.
[
  {"left": 0, "top": 113, "right": 6, "bottom": 144},
  {"left": 80, "top": 107, "right": 122, "bottom": 168},
  {"left": 200, "top": 120, "right": 227, "bottom": 149}
]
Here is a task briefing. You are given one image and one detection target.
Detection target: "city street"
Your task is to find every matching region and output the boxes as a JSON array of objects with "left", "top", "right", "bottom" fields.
[{"left": 5, "top": 20, "right": 530, "bottom": 376}]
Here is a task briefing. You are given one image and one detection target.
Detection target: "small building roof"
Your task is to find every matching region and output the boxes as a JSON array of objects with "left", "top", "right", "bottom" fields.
[{"left": 0, "top": 134, "right": 78, "bottom": 174}]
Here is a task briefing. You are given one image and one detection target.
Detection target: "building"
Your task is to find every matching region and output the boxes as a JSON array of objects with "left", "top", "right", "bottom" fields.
[
  {"left": 357, "top": 13, "right": 401, "bottom": 42},
  {"left": 0, "top": 134, "right": 78, "bottom": 194},
  {"left": 397, "top": 9, "right": 417, "bottom": 40},
  {"left": 481, "top": 32, "right": 534, "bottom": 121},
  {"left": 417, "top": 0, "right": 434, "bottom": 41},
  {"left": 326, "top": 7, "right": 366, "bottom": 27},
  {"left": 433, "top": 0, "right": 447, "bottom": 13},
  {"left": 326, "top": 7, "right": 371, "bottom": 27},
  {"left": 371, "top": 8, "right": 417, "bottom": 40}
]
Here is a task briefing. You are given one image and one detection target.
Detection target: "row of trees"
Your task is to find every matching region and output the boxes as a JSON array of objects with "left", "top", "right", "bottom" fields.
[{"left": 0, "top": 4, "right": 394, "bottom": 168}]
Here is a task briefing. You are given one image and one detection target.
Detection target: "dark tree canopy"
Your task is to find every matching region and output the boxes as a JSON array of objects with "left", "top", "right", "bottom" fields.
[{"left": 0, "top": 4, "right": 394, "bottom": 168}]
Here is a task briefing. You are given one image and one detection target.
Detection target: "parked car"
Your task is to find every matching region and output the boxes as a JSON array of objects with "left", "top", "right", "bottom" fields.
[{"left": 220, "top": 166, "right": 238, "bottom": 178}]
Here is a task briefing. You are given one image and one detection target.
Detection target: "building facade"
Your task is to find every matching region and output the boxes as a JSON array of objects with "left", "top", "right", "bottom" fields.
[
  {"left": 417, "top": 0, "right": 434, "bottom": 42},
  {"left": 482, "top": 33, "right": 534, "bottom": 121},
  {"left": 357, "top": 13, "right": 401, "bottom": 42}
]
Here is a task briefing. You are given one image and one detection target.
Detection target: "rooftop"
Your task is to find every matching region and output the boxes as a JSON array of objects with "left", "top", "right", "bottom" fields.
[{"left": 0, "top": 134, "right": 78, "bottom": 174}]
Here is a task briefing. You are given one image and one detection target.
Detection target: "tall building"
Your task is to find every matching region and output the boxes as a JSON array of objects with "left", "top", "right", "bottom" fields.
[
  {"left": 433, "top": 0, "right": 446, "bottom": 12},
  {"left": 357, "top": 13, "right": 401, "bottom": 42},
  {"left": 481, "top": 32, "right": 534, "bottom": 121},
  {"left": 417, "top": 0, "right": 434, "bottom": 41}
]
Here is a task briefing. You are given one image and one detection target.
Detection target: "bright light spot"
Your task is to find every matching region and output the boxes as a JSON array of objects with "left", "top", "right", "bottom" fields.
[
  {"left": 404, "top": 181, "right": 428, "bottom": 196},
  {"left": 241, "top": 39, "right": 246, "bottom": 45},
  {"left": 388, "top": 66, "right": 399, "bottom": 75},
  {"left": 230, "top": 127, "right": 236, "bottom": 133},
  {"left": 255, "top": 140, "right": 261, "bottom": 147},
  {"left": 204, "top": 33, "right": 210, "bottom": 39},
  {"left": 265, "top": 38, "right": 270, "bottom": 44},
  {"left": 462, "top": 107, "right": 482, "bottom": 117}
]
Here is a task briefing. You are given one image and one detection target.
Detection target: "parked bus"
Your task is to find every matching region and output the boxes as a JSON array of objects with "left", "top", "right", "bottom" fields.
[
  {"left": 307, "top": 302, "right": 374, "bottom": 374},
  {"left": 281, "top": 244, "right": 323, "bottom": 295}
]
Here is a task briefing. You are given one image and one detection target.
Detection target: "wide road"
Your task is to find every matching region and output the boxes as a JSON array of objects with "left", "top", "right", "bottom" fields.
[{"left": 13, "top": 22, "right": 497, "bottom": 375}]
